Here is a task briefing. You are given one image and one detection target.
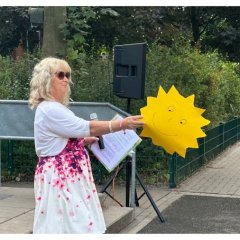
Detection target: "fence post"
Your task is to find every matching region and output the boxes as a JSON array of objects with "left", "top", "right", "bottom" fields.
[
  {"left": 239, "top": 117, "right": 240, "bottom": 141},
  {"left": 234, "top": 116, "right": 238, "bottom": 142},
  {"left": 198, "top": 137, "right": 205, "bottom": 166},
  {"left": 168, "top": 153, "right": 177, "bottom": 188},
  {"left": 219, "top": 122, "right": 225, "bottom": 152},
  {"left": 237, "top": 116, "right": 240, "bottom": 141},
  {"left": 0, "top": 140, "right": 1, "bottom": 186},
  {"left": 7, "top": 140, "right": 14, "bottom": 174}
]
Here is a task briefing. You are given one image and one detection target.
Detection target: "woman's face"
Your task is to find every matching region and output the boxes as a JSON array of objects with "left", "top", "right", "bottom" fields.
[{"left": 51, "top": 64, "right": 71, "bottom": 102}]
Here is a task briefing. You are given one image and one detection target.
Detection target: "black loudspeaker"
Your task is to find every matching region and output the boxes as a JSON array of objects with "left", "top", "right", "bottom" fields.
[
  {"left": 113, "top": 43, "right": 147, "bottom": 99},
  {"left": 28, "top": 7, "right": 44, "bottom": 25}
]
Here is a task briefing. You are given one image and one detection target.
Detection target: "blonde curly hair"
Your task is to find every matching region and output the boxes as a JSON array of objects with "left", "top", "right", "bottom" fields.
[{"left": 29, "top": 57, "right": 72, "bottom": 109}]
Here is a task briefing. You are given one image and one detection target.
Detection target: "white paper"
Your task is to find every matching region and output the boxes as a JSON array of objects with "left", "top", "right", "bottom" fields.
[{"left": 90, "top": 115, "right": 142, "bottom": 172}]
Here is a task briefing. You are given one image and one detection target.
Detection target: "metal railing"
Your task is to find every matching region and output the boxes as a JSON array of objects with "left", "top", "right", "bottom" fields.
[
  {"left": 1, "top": 117, "right": 240, "bottom": 187},
  {"left": 168, "top": 117, "right": 240, "bottom": 188}
]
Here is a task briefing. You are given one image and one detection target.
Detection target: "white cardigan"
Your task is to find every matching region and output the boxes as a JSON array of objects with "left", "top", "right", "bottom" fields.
[{"left": 34, "top": 101, "right": 90, "bottom": 157}]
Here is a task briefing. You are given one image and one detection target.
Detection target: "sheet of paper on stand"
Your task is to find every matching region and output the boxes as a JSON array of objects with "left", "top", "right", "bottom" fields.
[{"left": 90, "top": 114, "right": 142, "bottom": 172}]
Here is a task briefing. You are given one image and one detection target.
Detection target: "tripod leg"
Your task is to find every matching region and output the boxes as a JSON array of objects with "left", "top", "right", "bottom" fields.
[
  {"left": 135, "top": 189, "right": 139, "bottom": 207},
  {"left": 99, "top": 163, "right": 125, "bottom": 193},
  {"left": 136, "top": 171, "right": 165, "bottom": 222},
  {"left": 126, "top": 160, "right": 131, "bottom": 207}
]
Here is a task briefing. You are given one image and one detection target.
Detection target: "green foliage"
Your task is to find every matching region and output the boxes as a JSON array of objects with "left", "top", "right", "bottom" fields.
[
  {"left": 1, "top": 140, "right": 37, "bottom": 182},
  {"left": 0, "top": 54, "right": 39, "bottom": 100},
  {"left": 145, "top": 38, "right": 240, "bottom": 127},
  {"left": 70, "top": 54, "right": 113, "bottom": 102},
  {"left": 0, "top": 7, "right": 30, "bottom": 56},
  {"left": 1, "top": 35, "right": 240, "bottom": 185}
]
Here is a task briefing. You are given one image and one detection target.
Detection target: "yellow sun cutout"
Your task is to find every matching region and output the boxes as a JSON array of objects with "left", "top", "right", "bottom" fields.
[{"left": 140, "top": 85, "right": 210, "bottom": 158}]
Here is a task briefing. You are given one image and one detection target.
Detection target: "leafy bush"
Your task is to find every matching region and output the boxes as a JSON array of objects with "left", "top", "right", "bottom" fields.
[
  {"left": 0, "top": 54, "right": 39, "bottom": 100},
  {"left": 1, "top": 36, "right": 240, "bottom": 184},
  {"left": 145, "top": 39, "right": 240, "bottom": 127}
]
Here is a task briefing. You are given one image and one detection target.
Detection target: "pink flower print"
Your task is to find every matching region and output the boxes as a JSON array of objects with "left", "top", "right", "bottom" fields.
[
  {"left": 52, "top": 179, "right": 60, "bottom": 187},
  {"left": 87, "top": 221, "right": 93, "bottom": 232},
  {"left": 53, "top": 160, "right": 58, "bottom": 165},
  {"left": 69, "top": 211, "right": 74, "bottom": 217},
  {"left": 63, "top": 163, "right": 68, "bottom": 170},
  {"left": 37, "top": 196, "right": 42, "bottom": 201},
  {"left": 86, "top": 194, "right": 91, "bottom": 200},
  {"left": 58, "top": 209, "right": 63, "bottom": 215},
  {"left": 69, "top": 168, "right": 75, "bottom": 176},
  {"left": 92, "top": 189, "right": 96, "bottom": 193},
  {"left": 88, "top": 221, "right": 93, "bottom": 226},
  {"left": 52, "top": 178, "right": 65, "bottom": 189}
]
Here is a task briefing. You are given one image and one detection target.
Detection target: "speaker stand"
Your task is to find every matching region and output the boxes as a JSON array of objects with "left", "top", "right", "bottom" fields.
[{"left": 127, "top": 98, "right": 131, "bottom": 113}]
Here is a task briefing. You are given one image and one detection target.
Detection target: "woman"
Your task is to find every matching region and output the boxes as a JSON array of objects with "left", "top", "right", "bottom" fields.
[{"left": 29, "top": 57, "right": 144, "bottom": 234}]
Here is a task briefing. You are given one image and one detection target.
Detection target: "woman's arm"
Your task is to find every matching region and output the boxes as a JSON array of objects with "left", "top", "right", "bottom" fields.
[{"left": 89, "top": 115, "right": 144, "bottom": 136}]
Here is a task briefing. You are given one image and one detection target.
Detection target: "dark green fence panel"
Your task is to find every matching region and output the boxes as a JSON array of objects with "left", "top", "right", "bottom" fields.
[
  {"left": 1, "top": 116, "right": 240, "bottom": 187},
  {"left": 0, "top": 140, "right": 110, "bottom": 183},
  {"left": 223, "top": 118, "right": 238, "bottom": 149},
  {"left": 169, "top": 146, "right": 203, "bottom": 187},
  {"left": 238, "top": 118, "right": 240, "bottom": 141},
  {"left": 204, "top": 126, "right": 223, "bottom": 162},
  {"left": 168, "top": 117, "right": 240, "bottom": 188}
]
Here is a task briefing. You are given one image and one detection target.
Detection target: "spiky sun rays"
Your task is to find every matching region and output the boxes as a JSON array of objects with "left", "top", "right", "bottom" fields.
[{"left": 140, "top": 85, "right": 210, "bottom": 158}]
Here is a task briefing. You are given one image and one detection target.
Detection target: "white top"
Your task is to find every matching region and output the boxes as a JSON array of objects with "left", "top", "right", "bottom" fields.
[{"left": 34, "top": 101, "right": 90, "bottom": 157}]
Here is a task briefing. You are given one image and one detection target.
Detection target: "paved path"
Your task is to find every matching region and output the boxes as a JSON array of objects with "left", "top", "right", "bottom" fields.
[
  {"left": 120, "top": 141, "right": 240, "bottom": 233},
  {"left": 0, "top": 183, "right": 34, "bottom": 233},
  {"left": 0, "top": 141, "right": 240, "bottom": 233}
]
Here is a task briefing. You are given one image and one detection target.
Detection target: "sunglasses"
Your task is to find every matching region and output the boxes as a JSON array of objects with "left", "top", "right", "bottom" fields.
[{"left": 55, "top": 71, "right": 71, "bottom": 80}]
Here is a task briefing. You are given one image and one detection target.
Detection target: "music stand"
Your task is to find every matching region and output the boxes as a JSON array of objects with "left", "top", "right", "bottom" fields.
[{"left": 100, "top": 149, "right": 165, "bottom": 222}]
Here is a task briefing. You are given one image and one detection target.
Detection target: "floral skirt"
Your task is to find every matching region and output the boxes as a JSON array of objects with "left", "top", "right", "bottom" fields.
[{"left": 33, "top": 138, "right": 106, "bottom": 234}]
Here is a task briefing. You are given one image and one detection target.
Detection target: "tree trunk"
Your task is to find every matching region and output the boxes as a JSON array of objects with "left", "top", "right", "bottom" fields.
[
  {"left": 42, "top": 7, "right": 66, "bottom": 57},
  {"left": 189, "top": 7, "right": 200, "bottom": 46}
]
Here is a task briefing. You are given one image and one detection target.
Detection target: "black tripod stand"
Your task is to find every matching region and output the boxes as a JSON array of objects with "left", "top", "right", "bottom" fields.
[{"left": 99, "top": 150, "right": 165, "bottom": 222}]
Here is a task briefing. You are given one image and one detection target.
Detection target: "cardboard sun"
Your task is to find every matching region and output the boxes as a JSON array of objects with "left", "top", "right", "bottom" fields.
[{"left": 140, "top": 85, "right": 210, "bottom": 158}]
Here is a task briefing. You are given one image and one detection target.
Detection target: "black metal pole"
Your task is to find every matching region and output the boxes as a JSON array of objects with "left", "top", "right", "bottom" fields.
[
  {"left": 125, "top": 98, "right": 131, "bottom": 206},
  {"left": 127, "top": 98, "right": 131, "bottom": 113},
  {"left": 125, "top": 158, "right": 131, "bottom": 207}
]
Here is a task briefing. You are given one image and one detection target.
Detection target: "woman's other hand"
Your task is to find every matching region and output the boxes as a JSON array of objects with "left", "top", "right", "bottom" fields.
[{"left": 84, "top": 137, "right": 99, "bottom": 146}]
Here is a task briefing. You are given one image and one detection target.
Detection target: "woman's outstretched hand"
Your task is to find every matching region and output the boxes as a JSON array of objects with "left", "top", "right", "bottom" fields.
[{"left": 122, "top": 115, "right": 144, "bottom": 130}]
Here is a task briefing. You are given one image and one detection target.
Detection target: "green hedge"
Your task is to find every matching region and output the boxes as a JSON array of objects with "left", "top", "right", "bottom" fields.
[{"left": 1, "top": 38, "right": 240, "bottom": 184}]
